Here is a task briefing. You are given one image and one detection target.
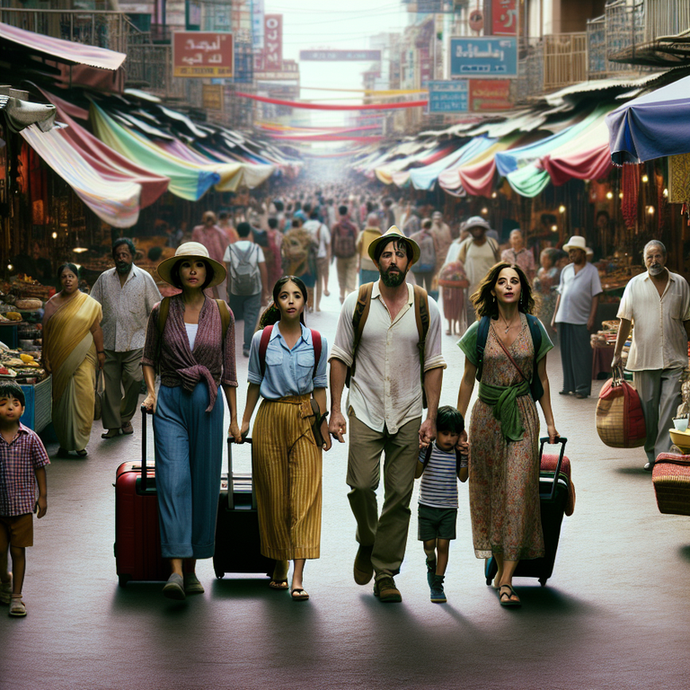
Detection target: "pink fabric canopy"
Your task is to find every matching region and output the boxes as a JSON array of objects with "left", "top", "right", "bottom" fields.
[
  {"left": 541, "top": 142, "right": 612, "bottom": 186},
  {"left": 234, "top": 91, "right": 427, "bottom": 111}
]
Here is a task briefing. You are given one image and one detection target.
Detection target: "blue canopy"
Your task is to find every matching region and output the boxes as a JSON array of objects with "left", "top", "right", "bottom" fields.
[{"left": 606, "top": 74, "right": 690, "bottom": 165}]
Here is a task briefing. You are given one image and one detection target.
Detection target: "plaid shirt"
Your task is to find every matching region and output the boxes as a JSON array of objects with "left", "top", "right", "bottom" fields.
[{"left": 0, "top": 423, "right": 50, "bottom": 516}]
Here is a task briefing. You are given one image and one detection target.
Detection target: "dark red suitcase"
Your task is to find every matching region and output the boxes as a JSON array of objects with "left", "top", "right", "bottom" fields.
[
  {"left": 653, "top": 453, "right": 690, "bottom": 516},
  {"left": 114, "top": 407, "right": 168, "bottom": 586},
  {"left": 485, "top": 437, "right": 572, "bottom": 587}
]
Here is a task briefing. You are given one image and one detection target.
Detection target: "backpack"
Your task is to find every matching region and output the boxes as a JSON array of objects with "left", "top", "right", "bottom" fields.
[
  {"left": 419, "top": 443, "right": 464, "bottom": 476},
  {"left": 411, "top": 232, "right": 436, "bottom": 273},
  {"left": 475, "top": 314, "right": 544, "bottom": 401},
  {"left": 258, "top": 326, "right": 322, "bottom": 379},
  {"left": 346, "top": 282, "right": 431, "bottom": 408},
  {"left": 228, "top": 243, "right": 261, "bottom": 296},
  {"left": 332, "top": 219, "right": 357, "bottom": 259},
  {"left": 458, "top": 236, "right": 499, "bottom": 264}
]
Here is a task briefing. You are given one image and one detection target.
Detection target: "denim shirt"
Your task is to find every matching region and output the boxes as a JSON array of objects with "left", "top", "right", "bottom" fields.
[{"left": 247, "top": 323, "right": 328, "bottom": 399}]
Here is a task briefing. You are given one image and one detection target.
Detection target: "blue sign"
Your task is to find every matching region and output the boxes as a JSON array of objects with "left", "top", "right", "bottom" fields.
[
  {"left": 428, "top": 80, "right": 468, "bottom": 113},
  {"left": 450, "top": 37, "right": 518, "bottom": 77}
]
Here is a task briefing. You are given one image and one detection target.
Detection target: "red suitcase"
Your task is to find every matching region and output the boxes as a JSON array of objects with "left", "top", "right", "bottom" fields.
[
  {"left": 653, "top": 453, "right": 690, "bottom": 516},
  {"left": 114, "top": 407, "right": 168, "bottom": 586}
]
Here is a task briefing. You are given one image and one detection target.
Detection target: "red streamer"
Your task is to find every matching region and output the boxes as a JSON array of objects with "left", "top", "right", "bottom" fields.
[{"left": 234, "top": 91, "right": 428, "bottom": 111}]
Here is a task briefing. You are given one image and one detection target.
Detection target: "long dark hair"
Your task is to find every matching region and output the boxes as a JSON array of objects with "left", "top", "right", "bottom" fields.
[
  {"left": 258, "top": 275, "right": 308, "bottom": 328},
  {"left": 471, "top": 262, "right": 535, "bottom": 318}
]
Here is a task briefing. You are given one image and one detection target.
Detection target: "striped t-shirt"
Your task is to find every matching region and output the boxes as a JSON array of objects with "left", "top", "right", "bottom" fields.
[{"left": 419, "top": 443, "right": 458, "bottom": 509}]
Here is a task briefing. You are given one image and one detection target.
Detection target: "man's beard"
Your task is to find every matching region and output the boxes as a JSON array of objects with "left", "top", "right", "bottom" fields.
[
  {"left": 648, "top": 264, "right": 665, "bottom": 276},
  {"left": 116, "top": 262, "right": 132, "bottom": 275},
  {"left": 380, "top": 266, "right": 406, "bottom": 287}
]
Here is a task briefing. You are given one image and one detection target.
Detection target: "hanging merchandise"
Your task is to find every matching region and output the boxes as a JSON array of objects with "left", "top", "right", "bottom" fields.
[{"left": 621, "top": 164, "right": 640, "bottom": 229}]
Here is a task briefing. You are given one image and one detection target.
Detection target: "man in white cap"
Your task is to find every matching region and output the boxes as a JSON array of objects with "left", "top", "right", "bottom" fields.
[
  {"left": 457, "top": 216, "right": 500, "bottom": 325},
  {"left": 612, "top": 240, "right": 690, "bottom": 470},
  {"left": 551, "top": 235, "right": 602, "bottom": 398},
  {"left": 329, "top": 226, "right": 445, "bottom": 603}
]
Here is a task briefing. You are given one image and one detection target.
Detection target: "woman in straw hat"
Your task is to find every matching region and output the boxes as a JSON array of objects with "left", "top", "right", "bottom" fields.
[{"left": 141, "top": 242, "right": 241, "bottom": 600}]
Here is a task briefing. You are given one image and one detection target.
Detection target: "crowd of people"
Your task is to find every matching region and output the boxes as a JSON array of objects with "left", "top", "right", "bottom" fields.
[{"left": 3, "top": 180, "right": 689, "bottom": 617}]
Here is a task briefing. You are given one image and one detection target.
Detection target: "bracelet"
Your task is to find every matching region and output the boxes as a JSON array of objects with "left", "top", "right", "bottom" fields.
[{"left": 97, "top": 350, "right": 105, "bottom": 354}]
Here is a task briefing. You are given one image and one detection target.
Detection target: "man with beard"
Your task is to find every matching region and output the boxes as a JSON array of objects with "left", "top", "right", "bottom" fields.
[
  {"left": 90, "top": 238, "right": 161, "bottom": 438},
  {"left": 612, "top": 241, "right": 690, "bottom": 470},
  {"left": 328, "top": 226, "right": 445, "bottom": 603}
]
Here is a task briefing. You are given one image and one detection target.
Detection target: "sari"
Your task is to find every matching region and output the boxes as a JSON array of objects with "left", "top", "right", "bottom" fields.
[{"left": 43, "top": 292, "right": 102, "bottom": 451}]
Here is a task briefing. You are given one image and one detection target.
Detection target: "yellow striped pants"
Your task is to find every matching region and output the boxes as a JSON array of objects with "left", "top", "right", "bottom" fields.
[{"left": 254, "top": 395, "right": 323, "bottom": 560}]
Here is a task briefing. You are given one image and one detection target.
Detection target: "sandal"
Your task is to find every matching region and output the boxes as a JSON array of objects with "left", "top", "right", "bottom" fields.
[
  {"left": 498, "top": 584, "right": 521, "bottom": 608},
  {"left": 76, "top": 449, "right": 88, "bottom": 457},
  {"left": 268, "top": 579, "right": 289, "bottom": 590},
  {"left": 291, "top": 588, "right": 310, "bottom": 601}
]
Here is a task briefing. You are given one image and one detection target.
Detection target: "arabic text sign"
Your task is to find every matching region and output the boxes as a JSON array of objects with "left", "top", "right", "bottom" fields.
[
  {"left": 173, "top": 32, "right": 233, "bottom": 77},
  {"left": 428, "top": 80, "right": 468, "bottom": 113},
  {"left": 299, "top": 50, "right": 381, "bottom": 61},
  {"left": 469, "top": 79, "right": 512, "bottom": 111},
  {"left": 450, "top": 37, "right": 517, "bottom": 78},
  {"left": 492, "top": 0, "right": 518, "bottom": 36}
]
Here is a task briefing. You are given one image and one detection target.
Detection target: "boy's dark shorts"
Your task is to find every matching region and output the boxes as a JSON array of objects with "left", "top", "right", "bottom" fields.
[
  {"left": 0, "top": 513, "right": 33, "bottom": 549},
  {"left": 418, "top": 505, "right": 457, "bottom": 541}
]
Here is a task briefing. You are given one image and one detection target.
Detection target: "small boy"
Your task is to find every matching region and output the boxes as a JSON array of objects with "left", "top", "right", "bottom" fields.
[
  {"left": 0, "top": 381, "right": 49, "bottom": 617},
  {"left": 416, "top": 405, "right": 467, "bottom": 604}
]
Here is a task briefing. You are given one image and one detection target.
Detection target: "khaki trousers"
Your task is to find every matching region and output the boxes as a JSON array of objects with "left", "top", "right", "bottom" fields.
[
  {"left": 346, "top": 413, "right": 421, "bottom": 576},
  {"left": 336, "top": 256, "right": 358, "bottom": 300},
  {"left": 102, "top": 348, "right": 143, "bottom": 430}
]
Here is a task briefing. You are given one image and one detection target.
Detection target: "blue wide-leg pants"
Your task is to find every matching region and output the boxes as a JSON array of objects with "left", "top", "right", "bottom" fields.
[{"left": 154, "top": 383, "right": 224, "bottom": 559}]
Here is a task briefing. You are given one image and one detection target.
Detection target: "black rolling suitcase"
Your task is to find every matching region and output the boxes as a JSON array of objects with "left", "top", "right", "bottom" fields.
[
  {"left": 485, "top": 437, "right": 570, "bottom": 587},
  {"left": 213, "top": 437, "right": 274, "bottom": 579}
]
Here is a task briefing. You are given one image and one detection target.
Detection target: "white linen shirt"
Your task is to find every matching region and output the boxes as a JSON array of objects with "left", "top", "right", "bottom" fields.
[
  {"left": 617, "top": 270, "right": 690, "bottom": 371},
  {"left": 555, "top": 262, "right": 602, "bottom": 325},
  {"left": 90, "top": 264, "right": 161, "bottom": 352},
  {"left": 329, "top": 281, "right": 446, "bottom": 434}
]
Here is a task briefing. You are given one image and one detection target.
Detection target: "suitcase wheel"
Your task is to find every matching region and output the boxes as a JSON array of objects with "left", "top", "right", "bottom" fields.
[
  {"left": 215, "top": 570, "right": 225, "bottom": 579},
  {"left": 539, "top": 577, "right": 547, "bottom": 587}
]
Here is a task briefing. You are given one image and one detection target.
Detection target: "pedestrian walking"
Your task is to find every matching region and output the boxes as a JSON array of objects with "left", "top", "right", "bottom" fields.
[
  {"left": 501, "top": 229, "right": 536, "bottom": 283},
  {"left": 356, "top": 213, "right": 383, "bottom": 286},
  {"left": 191, "top": 211, "right": 229, "bottom": 299},
  {"left": 331, "top": 205, "right": 359, "bottom": 303}
]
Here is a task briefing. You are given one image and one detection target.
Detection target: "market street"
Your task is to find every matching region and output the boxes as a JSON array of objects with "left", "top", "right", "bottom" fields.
[{"left": 1, "top": 283, "right": 689, "bottom": 690}]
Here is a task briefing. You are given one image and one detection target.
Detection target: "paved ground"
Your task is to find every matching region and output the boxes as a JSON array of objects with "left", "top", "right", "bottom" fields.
[{"left": 2, "top": 280, "right": 689, "bottom": 689}]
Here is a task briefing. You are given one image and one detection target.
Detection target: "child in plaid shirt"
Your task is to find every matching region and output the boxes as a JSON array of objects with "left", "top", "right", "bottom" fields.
[{"left": 0, "top": 381, "right": 49, "bottom": 617}]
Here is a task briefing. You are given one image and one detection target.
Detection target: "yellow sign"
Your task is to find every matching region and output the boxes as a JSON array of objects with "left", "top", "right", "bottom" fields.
[{"left": 202, "top": 84, "right": 224, "bottom": 111}]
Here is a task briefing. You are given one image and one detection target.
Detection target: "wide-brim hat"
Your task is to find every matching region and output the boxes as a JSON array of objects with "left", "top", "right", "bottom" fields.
[
  {"left": 464, "top": 216, "right": 492, "bottom": 232},
  {"left": 368, "top": 225, "right": 421, "bottom": 266},
  {"left": 156, "top": 241, "right": 226, "bottom": 288},
  {"left": 562, "top": 235, "right": 591, "bottom": 253}
]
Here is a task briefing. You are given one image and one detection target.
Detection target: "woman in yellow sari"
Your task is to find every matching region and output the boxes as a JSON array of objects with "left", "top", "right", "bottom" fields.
[{"left": 43, "top": 263, "right": 105, "bottom": 457}]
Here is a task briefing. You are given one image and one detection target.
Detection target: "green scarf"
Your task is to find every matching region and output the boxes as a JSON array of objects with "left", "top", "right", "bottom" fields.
[{"left": 478, "top": 379, "right": 530, "bottom": 442}]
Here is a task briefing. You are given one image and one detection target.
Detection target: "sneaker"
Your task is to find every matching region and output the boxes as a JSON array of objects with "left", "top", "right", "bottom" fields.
[
  {"left": 426, "top": 558, "right": 436, "bottom": 588},
  {"left": 162, "top": 573, "right": 186, "bottom": 600},
  {"left": 242, "top": 349, "right": 250, "bottom": 358},
  {"left": 353, "top": 545, "right": 374, "bottom": 585},
  {"left": 0, "top": 575, "right": 11, "bottom": 604},
  {"left": 9, "top": 596, "right": 26, "bottom": 617},
  {"left": 644, "top": 462, "right": 654, "bottom": 472},
  {"left": 430, "top": 574, "right": 446, "bottom": 604},
  {"left": 373, "top": 575, "right": 402, "bottom": 603},
  {"left": 183, "top": 573, "right": 205, "bottom": 595}
]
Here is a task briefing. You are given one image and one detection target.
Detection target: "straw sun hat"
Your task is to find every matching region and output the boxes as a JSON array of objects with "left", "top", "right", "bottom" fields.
[
  {"left": 367, "top": 225, "right": 421, "bottom": 266},
  {"left": 156, "top": 241, "right": 226, "bottom": 288}
]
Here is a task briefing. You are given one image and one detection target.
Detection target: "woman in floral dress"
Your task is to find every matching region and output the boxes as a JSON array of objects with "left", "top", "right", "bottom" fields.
[{"left": 457, "top": 262, "right": 559, "bottom": 607}]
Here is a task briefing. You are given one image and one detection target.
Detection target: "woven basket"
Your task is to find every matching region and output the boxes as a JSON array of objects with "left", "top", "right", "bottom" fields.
[
  {"left": 653, "top": 454, "right": 690, "bottom": 516},
  {"left": 595, "top": 374, "right": 646, "bottom": 448}
]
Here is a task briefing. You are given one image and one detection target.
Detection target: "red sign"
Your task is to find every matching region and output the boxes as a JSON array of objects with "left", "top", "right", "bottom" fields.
[
  {"left": 263, "top": 14, "right": 283, "bottom": 72},
  {"left": 469, "top": 80, "right": 512, "bottom": 111},
  {"left": 172, "top": 31, "right": 233, "bottom": 77},
  {"left": 492, "top": 0, "right": 518, "bottom": 36}
]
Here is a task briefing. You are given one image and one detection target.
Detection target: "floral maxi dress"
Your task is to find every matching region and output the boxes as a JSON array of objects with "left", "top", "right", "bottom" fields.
[{"left": 459, "top": 314, "right": 553, "bottom": 561}]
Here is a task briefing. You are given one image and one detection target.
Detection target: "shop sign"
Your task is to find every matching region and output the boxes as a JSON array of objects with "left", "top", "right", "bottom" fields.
[
  {"left": 428, "top": 80, "right": 469, "bottom": 113},
  {"left": 263, "top": 15, "right": 283, "bottom": 72},
  {"left": 252, "top": 0, "right": 265, "bottom": 50},
  {"left": 172, "top": 31, "right": 233, "bottom": 78},
  {"left": 469, "top": 79, "right": 512, "bottom": 111},
  {"left": 492, "top": 0, "right": 518, "bottom": 36},
  {"left": 299, "top": 50, "right": 382, "bottom": 61},
  {"left": 202, "top": 84, "right": 224, "bottom": 111},
  {"left": 450, "top": 37, "right": 517, "bottom": 77}
]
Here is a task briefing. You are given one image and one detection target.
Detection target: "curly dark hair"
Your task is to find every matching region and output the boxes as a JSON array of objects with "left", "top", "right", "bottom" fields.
[{"left": 470, "top": 262, "right": 535, "bottom": 318}]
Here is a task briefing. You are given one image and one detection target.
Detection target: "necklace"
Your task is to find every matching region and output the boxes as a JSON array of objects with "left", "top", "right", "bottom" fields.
[{"left": 500, "top": 314, "right": 519, "bottom": 333}]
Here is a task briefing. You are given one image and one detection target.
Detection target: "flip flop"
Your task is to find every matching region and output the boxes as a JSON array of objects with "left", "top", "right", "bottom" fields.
[
  {"left": 498, "top": 584, "right": 521, "bottom": 608},
  {"left": 291, "top": 588, "right": 309, "bottom": 601},
  {"left": 268, "top": 579, "right": 289, "bottom": 590}
]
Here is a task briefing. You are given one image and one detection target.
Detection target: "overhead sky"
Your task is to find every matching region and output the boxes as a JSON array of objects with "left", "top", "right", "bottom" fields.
[{"left": 263, "top": 0, "right": 412, "bottom": 130}]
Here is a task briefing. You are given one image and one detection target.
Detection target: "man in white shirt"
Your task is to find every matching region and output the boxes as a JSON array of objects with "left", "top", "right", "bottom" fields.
[
  {"left": 612, "top": 240, "right": 690, "bottom": 470},
  {"left": 303, "top": 210, "right": 331, "bottom": 312},
  {"left": 90, "top": 238, "right": 161, "bottom": 438},
  {"left": 552, "top": 235, "right": 602, "bottom": 399},
  {"left": 328, "top": 226, "right": 446, "bottom": 603}
]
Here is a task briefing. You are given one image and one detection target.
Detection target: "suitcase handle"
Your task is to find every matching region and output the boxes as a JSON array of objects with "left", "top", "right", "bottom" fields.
[
  {"left": 539, "top": 436, "right": 567, "bottom": 501},
  {"left": 140, "top": 405, "right": 149, "bottom": 492},
  {"left": 227, "top": 437, "right": 256, "bottom": 511}
]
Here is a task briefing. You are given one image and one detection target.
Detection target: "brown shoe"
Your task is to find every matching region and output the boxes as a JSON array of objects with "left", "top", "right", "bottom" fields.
[
  {"left": 373, "top": 575, "right": 402, "bottom": 603},
  {"left": 121, "top": 422, "right": 134, "bottom": 435},
  {"left": 353, "top": 545, "right": 374, "bottom": 585},
  {"left": 101, "top": 429, "right": 120, "bottom": 439}
]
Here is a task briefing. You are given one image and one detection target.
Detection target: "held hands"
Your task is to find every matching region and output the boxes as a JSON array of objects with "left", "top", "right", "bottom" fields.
[
  {"left": 457, "top": 428, "right": 469, "bottom": 457},
  {"left": 418, "top": 418, "right": 437, "bottom": 450},
  {"left": 229, "top": 421, "right": 242, "bottom": 441},
  {"left": 142, "top": 393, "right": 156, "bottom": 414},
  {"left": 320, "top": 417, "right": 333, "bottom": 452},
  {"left": 329, "top": 410, "right": 347, "bottom": 443}
]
